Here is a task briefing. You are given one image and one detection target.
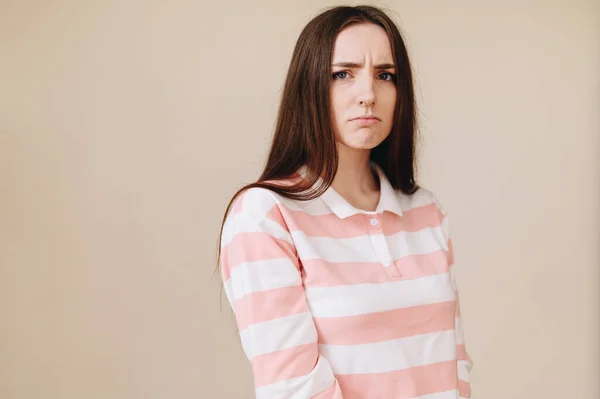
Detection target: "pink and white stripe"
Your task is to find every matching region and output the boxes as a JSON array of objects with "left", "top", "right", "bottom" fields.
[{"left": 220, "top": 164, "right": 473, "bottom": 398}]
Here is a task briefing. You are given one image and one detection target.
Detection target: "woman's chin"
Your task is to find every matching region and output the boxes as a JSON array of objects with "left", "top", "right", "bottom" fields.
[{"left": 338, "top": 130, "right": 388, "bottom": 150}]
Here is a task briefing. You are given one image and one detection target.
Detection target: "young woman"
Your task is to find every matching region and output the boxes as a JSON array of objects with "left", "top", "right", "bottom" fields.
[{"left": 217, "top": 5, "right": 473, "bottom": 399}]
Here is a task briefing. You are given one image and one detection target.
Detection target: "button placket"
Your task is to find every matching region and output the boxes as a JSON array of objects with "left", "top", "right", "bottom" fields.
[{"left": 366, "top": 214, "right": 393, "bottom": 269}]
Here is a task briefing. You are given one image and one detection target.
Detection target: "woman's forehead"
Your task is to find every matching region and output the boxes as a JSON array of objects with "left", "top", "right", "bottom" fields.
[{"left": 332, "top": 24, "right": 393, "bottom": 65}]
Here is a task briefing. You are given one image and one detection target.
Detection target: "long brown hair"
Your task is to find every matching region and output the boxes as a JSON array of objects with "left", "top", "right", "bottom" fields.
[{"left": 215, "top": 5, "right": 419, "bottom": 274}]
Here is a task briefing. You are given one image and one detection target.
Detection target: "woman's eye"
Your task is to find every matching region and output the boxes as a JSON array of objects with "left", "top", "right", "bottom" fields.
[
  {"left": 378, "top": 72, "right": 395, "bottom": 81},
  {"left": 332, "top": 71, "right": 349, "bottom": 80}
]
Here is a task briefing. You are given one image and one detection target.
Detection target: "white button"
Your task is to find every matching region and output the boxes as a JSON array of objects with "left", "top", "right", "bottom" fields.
[
  {"left": 382, "top": 259, "right": 391, "bottom": 267},
  {"left": 370, "top": 218, "right": 379, "bottom": 226}
]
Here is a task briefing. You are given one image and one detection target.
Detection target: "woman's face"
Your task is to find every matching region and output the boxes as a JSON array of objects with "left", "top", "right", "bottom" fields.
[{"left": 330, "top": 23, "right": 397, "bottom": 152}]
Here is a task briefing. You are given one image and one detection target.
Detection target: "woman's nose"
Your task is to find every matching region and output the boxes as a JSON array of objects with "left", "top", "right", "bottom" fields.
[{"left": 356, "top": 77, "right": 376, "bottom": 107}]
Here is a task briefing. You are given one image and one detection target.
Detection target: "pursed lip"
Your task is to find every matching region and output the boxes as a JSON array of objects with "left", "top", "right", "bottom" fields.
[{"left": 350, "top": 115, "right": 381, "bottom": 121}]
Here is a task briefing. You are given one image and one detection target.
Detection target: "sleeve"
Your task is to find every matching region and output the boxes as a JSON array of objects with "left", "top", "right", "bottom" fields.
[
  {"left": 220, "top": 188, "right": 344, "bottom": 399},
  {"left": 437, "top": 198, "right": 474, "bottom": 399}
]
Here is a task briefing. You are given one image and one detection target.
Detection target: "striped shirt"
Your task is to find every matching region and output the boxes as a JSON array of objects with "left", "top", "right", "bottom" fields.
[{"left": 220, "top": 163, "right": 473, "bottom": 399}]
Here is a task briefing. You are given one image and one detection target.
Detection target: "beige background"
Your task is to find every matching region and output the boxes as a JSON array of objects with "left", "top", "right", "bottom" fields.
[{"left": 1, "top": 0, "right": 599, "bottom": 398}]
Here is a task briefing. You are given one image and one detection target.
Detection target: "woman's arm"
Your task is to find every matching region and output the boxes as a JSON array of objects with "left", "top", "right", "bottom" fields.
[
  {"left": 220, "top": 188, "right": 343, "bottom": 399},
  {"left": 437, "top": 198, "right": 474, "bottom": 399},
  {"left": 448, "top": 238, "right": 473, "bottom": 398}
]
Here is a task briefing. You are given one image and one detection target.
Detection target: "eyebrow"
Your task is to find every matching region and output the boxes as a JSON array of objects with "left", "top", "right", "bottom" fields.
[{"left": 332, "top": 62, "right": 396, "bottom": 69}]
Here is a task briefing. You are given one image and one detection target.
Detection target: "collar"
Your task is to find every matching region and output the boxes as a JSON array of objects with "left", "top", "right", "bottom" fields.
[{"left": 298, "top": 162, "right": 404, "bottom": 219}]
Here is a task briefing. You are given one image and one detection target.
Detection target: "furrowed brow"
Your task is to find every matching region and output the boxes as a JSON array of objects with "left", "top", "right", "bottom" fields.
[{"left": 332, "top": 62, "right": 395, "bottom": 69}]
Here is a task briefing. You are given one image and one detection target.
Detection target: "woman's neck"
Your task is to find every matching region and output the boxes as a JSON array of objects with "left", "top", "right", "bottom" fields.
[{"left": 330, "top": 145, "right": 380, "bottom": 211}]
